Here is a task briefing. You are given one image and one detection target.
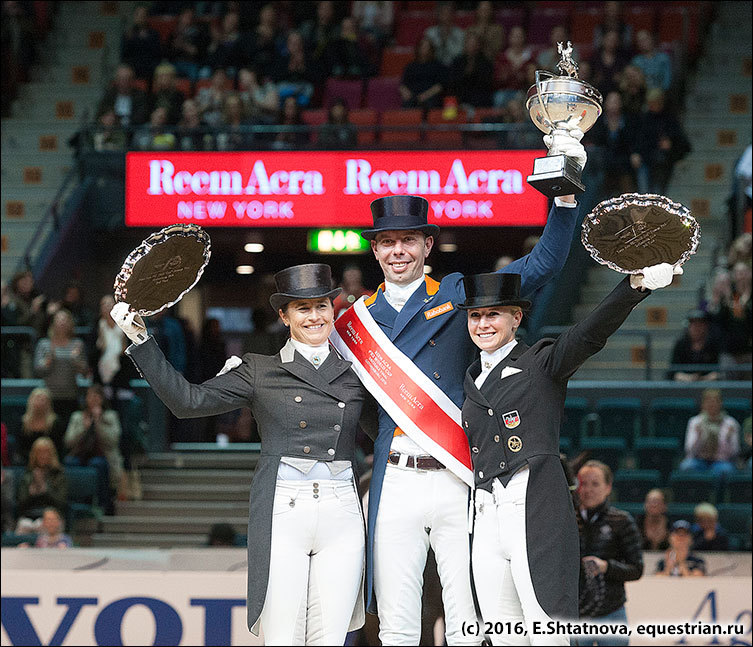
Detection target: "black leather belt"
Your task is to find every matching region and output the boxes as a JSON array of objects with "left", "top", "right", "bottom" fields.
[{"left": 388, "top": 451, "right": 445, "bottom": 471}]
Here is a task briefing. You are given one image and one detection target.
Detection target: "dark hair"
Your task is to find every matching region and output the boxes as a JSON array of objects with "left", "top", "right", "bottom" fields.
[
  {"left": 208, "top": 522, "right": 237, "bottom": 546},
  {"left": 580, "top": 460, "right": 613, "bottom": 486}
]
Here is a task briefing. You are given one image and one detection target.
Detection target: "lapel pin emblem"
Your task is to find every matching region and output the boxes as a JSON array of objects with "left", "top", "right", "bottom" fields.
[
  {"left": 503, "top": 410, "right": 520, "bottom": 429},
  {"left": 507, "top": 435, "right": 522, "bottom": 452}
]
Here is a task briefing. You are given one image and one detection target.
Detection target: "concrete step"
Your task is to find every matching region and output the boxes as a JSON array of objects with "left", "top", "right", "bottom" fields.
[
  {"left": 580, "top": 286, "right": 701, "bottom": 304},
  {"left": 1, "top": 157, "right": 73, "bottom": 186},
  {"left": 100, "top": 515, "right": 248, "bottom": 535},
  {"left": 1, "top": 256, "right": 24, "bottom": 281},
  {"left": 1, "top": 121, "right": 80, "bottom": 153},
  {"left": 12, "top": 95, "right": 98, "bottom": 122},
  {"left": 142, "top": 451, "right": 260, "bottom": 471},
  {"left": 1, "top": 188, "right": 54, "bottom": 222},
  {"left": 116, "top": 500, "right": 249, "bottom": 518},
  {"left": 573, "top": 303, "right": 694, "bottom": 328},
  {"left": 49, "top": 27, "right": 124, "bottom": 52},
  {"left": 671, "top": 157, "right": 739, "bottom": 187},
  {"left": 684, "top": 121, "right": 752, "bottom": 153},
  {"left": 571, "top": 364, "right": 667, "bottom": 381},
  {"left": 90, "top": 532, "right": 208, "bottom": 549},
  {"left": 140, "top": 483, "right": 251, "bottom": 502},
  {"left": 139, "top": 468, "right": 254, "bottom": 487},
  {"left": 40, "top": 46, "right": 107, "bottom": 67},
  {"left": 684, "top": 90, "right": 751, "bottom": 118},
  {"left": 17, "top": 82, "right": 103, "bottom": 101},
  {"left": 30, "top": 63, "right": 107, "bottom": 86}
]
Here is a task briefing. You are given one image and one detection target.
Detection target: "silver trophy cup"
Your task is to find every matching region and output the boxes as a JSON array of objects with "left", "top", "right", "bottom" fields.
[{"left": 526, "top": 42, "right": 602, "bottom": 197}]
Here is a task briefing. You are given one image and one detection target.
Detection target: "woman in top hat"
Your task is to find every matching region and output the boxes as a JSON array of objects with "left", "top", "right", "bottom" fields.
[
  {"left": 111, "top": 263, "right": 370, "bottom": 645},
  {"left": 457, "top": 263, "right": 679, "bottom": 645}
]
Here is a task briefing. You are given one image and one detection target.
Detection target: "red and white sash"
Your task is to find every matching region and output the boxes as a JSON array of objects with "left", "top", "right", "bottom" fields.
[{"left": 330, "top": 297, "right": 474, "bottom": 486}]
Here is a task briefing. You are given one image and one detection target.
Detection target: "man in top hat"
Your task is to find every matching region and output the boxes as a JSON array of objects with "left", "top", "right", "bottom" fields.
[{"left": 333, "top": 128, "right": 589, "bottom": 645}]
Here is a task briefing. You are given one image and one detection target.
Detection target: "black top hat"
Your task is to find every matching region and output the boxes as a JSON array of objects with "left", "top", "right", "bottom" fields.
[
  {"left": 269, "top": 263, "right": 341, "bottom": 311},
  {"left": 457, "top": 272, "right": 531, "bottom": 310},
  {"left": 361, "top": 196, "right": 439, "bottom": 241}
]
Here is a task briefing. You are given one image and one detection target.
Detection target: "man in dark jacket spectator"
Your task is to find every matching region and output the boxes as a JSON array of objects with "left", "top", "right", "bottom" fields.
[
  {"left": 447, "top": 31, "right": 493, "bottom": 108},
  {"left": 577, "top": 460, "right": 643, "bottom": 646},
  {"left": 121, "top": 4, "right": 162, "bottom": 80},
  {"left": 97, "top": 64, "right": 149, "bottom": 128},
  {"left": 669, "top": 310, "right": 722, "bottom": 381}
]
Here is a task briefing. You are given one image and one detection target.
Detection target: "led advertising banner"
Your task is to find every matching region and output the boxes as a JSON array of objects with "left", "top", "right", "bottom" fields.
[{"left": 125, "top": 151, "right": 549, "bottom": 228}]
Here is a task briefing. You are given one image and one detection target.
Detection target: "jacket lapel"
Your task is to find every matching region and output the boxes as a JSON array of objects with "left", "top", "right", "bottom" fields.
[
  {"left": 479, "top": 340, "right": 529, "bottom": 399},
  {"left": 392, "top": 276, "right": 437, "bottom": 340},
  {"left": 366, "top": 286, "right": 398, "bottom": 329},
  {"left": 464, "top": 359, "right": 493, "bottom": 409}
]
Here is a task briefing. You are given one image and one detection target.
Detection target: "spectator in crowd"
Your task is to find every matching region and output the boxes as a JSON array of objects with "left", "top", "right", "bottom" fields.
[
  {"left": 655, "top": 520, "right": 706, "bottom": 576},
  {"left": 713, "top": 262, "right": 752, "bottom": 373},
  {"left": 274, "top": 30, "right": 314, "bottom": 107},
  {"left": 325, "top": 15, "right": 372, "bottom": 79},
  {"left": 120, "top": 4, "right": 162, "bottom": 81},
  {"left": 195, "top": 67, "right": 230, "bottom": 127},
  {"left": 593, "top": 0, "right": 633, "bottom": 55},
  {"left": 692, "top": 503, "right": 730, "bottom": 551},
  {"left": 680, "top": 388, "right": 740, "bottom": 477},
  {"left": 618, "top": 65, "right": 647, "bottom": 117},
  {"left": 631, "top": 30, "right": 672, "bottom": 93},
  {"left": 176, "top": 98, "right": 209, "bottom": 150},
  {"left": 19, "top": 387, "right": 65, "bottom": 464},
  {"left": 632, "top": 89, "right": 690, "bottom": 194},
  {"left": 586, "top": 90, "right": 638, "bottom": 198},
  {"left": 16, "top": 437, "right": 67, "bottom": 524},
  {"left": 34, "top": 309, "right": 88, "bottom": 429},
  {"left": 299, "top": 0, "right": 339, "bottom": 65},
  {"left": 208, "top": 522, "right": 237, "bottom": 546},
  {"left": 333, "top": 265, "right": 373, "bottom": 318},
  {"left": 703, "top": 269, "right": 733, "bottom": 338},
  {"left": 148, "top": 62, "right": 184, "bottom": 126},
  {"left": 669, "top": 310, "right": 721, "bottom": 382},
  {"left": 319, "top": 98, "right": 357, "bottom": 150},
  {"left": 167, "top": 5, "right": 208, "bottom": 82},
  {"left": 272, "top": 95, "right": 309, "bottom": 150},
  {"left": 64, "top": 385, "right": 124, "bottom": 512},
  {"left": 423, "top": 1, "right": 464, "bottom": 67},
  {"left": 134, "top": 106, "right": 176, "bottom": 151},
  {"left": 245, "top": 3, "right": 282, "bottom": 75},
  {"left": 92, "top": 109, "right": 127, "bottom": 152},
  {"left": 6, "top": 270, "right": 47, "bottom": 335},
  {"left": 635, "top": 488, "right": 670, "bottom": 551},
  {"left": 351, "top": 0, "right": 394, "bottom": 47},
  {"left": 2, "top": 273, "right": 43, "bottom": 379},
  {"left": 494, "top": 255, "right": 515, "bottom": 271},
  {"left": 494, "top": 25, "right": 534, "bottom": 108},
  {"left": 497, "top": 97, "right": 540, "bottom": 149},
  {"left": 465, "top": 0, "right": 504, "bottom": 62},
  {"left": 90, "top": 295, "right": 134, "bottom": 396},
  {"left": 237, "top": 67, "right": 279, "bottom": 124},
  {"left": 728, "top": 145, "right": 752, "bottom": 242},
  {"left": 727, "top": 232, "right": 752, "bottom": 270},
  {"left": 740, "top": 416, "right": 752, "bottom": 468},
  {"left": 591, "top": 29, "right": 630, "bottom": 98},
  {"left": 577, "top": 460, "right": 643, "bottom": 643},
  {"left": 448, "top": 31, "right": 494, "bottom": 109},
  {"left": 216, "top": 93, "right": 253, "bottom": 151},
  {"left": 1, "top": 0, "right": 39, "bottom": 115},
  {"left": 52, "top": 282, "right": 94, "bottom": 330},
  {"left": 400, "top": 37, "right": 447, "bottom": 110},
  {"left": 203, "top": 9, "right": 243, "bottom": 76},
  {"left": 1, "top": 422, "right": 8, "bottom": 467},
  {"left": 1, "top": 463, "right": 14, "bottom": 533},
  {"left": 24, "top": 507, "right": 73, "bottom": 549},
  {"left": 97, "top": 64, "right": 149, "bottom": 128},
  {"left": 537, "top": 25, "right": 578, "bottom": 73}
]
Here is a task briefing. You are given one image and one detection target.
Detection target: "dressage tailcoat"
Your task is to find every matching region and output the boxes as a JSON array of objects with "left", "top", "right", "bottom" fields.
[
  {"left": 462, "top": 276, "right": 649, "bottom": 620},
  {"left": 363, "top": 202, "right": 578, "bottom": 611},
  {"left": 126, "top": 337, "right": 368, "bottom": 634}
]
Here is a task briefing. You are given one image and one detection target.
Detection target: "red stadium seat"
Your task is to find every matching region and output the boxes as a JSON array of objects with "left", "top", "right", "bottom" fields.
[
  {"left": 380, "top": 47, "right": 415, "bottom": 78},
  {"left": 349, "top": 108, "right": 378, "bottom": 146},
  {"left": 425, "top": 108, "right": 466, "bottom": 147},
  {"left": 147, "top": 16, "right": 177, "bottom": 45},
  {"left": 132, "top": 78, "right": 148, "bottom": 93},
  {"left": 526, "top": 7, "right": 572, "bottom": 46},
  {"left": 174, "top": 78, "right": 192, "bottom": 98},
  {"left": 571, "top": 7, "right": 604, "bottom": 44},
  {"left": 658, "top": 5, "right": 700, "bottom": 55},
  {"left": 195, "top": 78, "right": 234, "bottom": 93},
  {"left": 454, "top": 11, "right": 475, "bottom": 29},
  {"left": 380, "top": 109, "right": 423, "bottom": 145},
  {"left": 365, "top": 77, "right": 402, "bottom": 111},
  {"left": 395, "top": 12, "right": 434, "bottom": 47},
  {"left": 323, "top": 78, "right": 364, "bottom": 110},
  {"left": 302, "top": 109, "right": 327, "bottom": 144},
  {"left": 623, "top": 5, "right": 656, "bottom": 42}
]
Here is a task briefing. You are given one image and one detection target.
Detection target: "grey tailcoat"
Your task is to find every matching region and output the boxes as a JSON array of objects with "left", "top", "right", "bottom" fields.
[{"left": 127, "top": 337, "right": 369, "bottom": 634}]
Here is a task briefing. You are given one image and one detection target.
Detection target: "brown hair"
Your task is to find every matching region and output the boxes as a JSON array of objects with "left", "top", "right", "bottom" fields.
[
  {"left": 581, "top": 459, "right": 613, "bottom": 485},
  {"left": 28, "top": 436, "right": 62, "bottom": 471}
]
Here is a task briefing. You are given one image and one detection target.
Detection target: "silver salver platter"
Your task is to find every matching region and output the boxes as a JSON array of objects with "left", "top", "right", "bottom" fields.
[
  {"left": 114, "top": 223, "right": 211, "bottom": 316},
  {"left": 581, "top": 193, "right": 700, "bottom": 274}
]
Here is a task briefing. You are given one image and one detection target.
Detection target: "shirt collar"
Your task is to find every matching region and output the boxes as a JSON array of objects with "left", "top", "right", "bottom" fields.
[
  {"left": 289, "top": 338, "right": 330, "bottom": 368},
  {"left": 383, "top": 276, "right": 425, "bottom": 311},
  {"left": 475, "top": 339, "right": 518, "bottom": 389}
]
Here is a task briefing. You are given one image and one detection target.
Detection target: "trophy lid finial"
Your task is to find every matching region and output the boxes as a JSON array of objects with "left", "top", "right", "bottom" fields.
[{"left": 556, "top": 41, "right": 579, "bottom": 78}]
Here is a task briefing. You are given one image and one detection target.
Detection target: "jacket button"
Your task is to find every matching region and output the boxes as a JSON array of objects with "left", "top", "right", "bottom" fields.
[
  {"left": 338, "top": 402, "right": 345, "bottom": 408},
  {"left": 334, "top": 424, "right": 341, "bottom": 432},
  {"left": 494, "top": 435, "right": 500, "bottom": 443},
  {"left": 428, "top": 339, "right": 436, "bottom": 346},
  {"left": 299, "top": 421, "right": 307, "bottom": 428},
  {"left": 488, "top": 409, "right": 494, "bottom": 416},
  {"left": 328, "top": 448, "right": 335, "bottom": 455},
  {"left": 472, "top": 446, "right": 479, "bottom": 453},
  {"left": 500, "top": 461, "right": 506, "bottom": 469},
  {"left": 303, "top": 446, "right": 311, "bottom": 454},
  {"left": 433, "top": 372, "right": 440, "bottom": 379},
  {"left": 464, "top": 421, "right": 469, "bottom": 428},
  {"left": 479, "top": 470, "right": 484, "bottom": 479},
  {"left": 294, "top": 396, "right": 302, "bottom": 403}
]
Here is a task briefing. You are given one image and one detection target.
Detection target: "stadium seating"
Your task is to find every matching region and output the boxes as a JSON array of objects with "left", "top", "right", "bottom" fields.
[
  {"left": 394, "top": 12, "right": 434, "bottom": 47},
  {"left": 633, "top": 437, "right": 681, "bottom": 481},
  {"left": 613, "top": 469, "right": 662, "bottom": 502},
  {"left": 668, "top": 470, "right": 718, "bottom": 503},
  {"left": 379, "top": 47, "right": 414, "bottom": 78},
  {"left": 579, "top": 436, "right": 627, "bottom": 472},
  {"left": 594, "top": 397, "right": 642, "bottom": 443},
  {"left": 717, "top": 503, "right": 752, "bottom": 550},
  {"left": 560, "top": 396, "right": 589, "bottom": 449},
  {"left": 380, "top": 108, "right": 423, "bottom": 145},
  {"left": 323, "top": 78, "right": 363, "bottom": 110},
  {"left": 526, "top": 7, "right": 571, "bottom": 45},
  {"left": 667, "top": 502, "right": 697, "bottom": 523},
  {"left": 348, "top": 108, "right": 378, "bottom": 146},
  {"left": 723, "top": 472, "right": 752, "bottom": 503},
  {"left": 612, "top": 501, "right": 643, "bottom": 519},
  {"left": 648, "top": 396, "right": 697, "bottom": 442},
  {"left": 425, "top": 108, "right": 466, "bottom": 147},
  {"left": 1, "top": 395, "right": 28, "bottom": 446},
  {"left": 724, "top": 397, "right": 752, "bottom": 426},
  {"left": 365, "top": 76, "right": 402, "bottom": 111},
  {"left": 65, "top": 466, "right": 100, "bottom": 527}
]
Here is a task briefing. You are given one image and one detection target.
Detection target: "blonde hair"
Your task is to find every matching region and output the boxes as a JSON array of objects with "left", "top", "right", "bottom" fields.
[
  {"left": 694, "top": 502, "right": 718, "bottom": 519},
  {"left": 22, "top": 387, "right": 57, "bottom": 431},
  {"left": 28, "top": 436, "right": 62, "bottom": 470},
  {"left": 48, "top": 309, "right": 75, "bottom": 341}
]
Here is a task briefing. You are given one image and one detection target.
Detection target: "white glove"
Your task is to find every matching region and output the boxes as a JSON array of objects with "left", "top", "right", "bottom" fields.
[
  {"left": 110, "top": 301, "right": 148, "bottom": 345},
  {"left": 216, "top": 356, "right": 242, "bottom": 376},
  {"left": 543, "top": 125, "right": 587, "bottom": 169},
  {"left": 630, "top": 263, "right": 683, "bottom": 291}
]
